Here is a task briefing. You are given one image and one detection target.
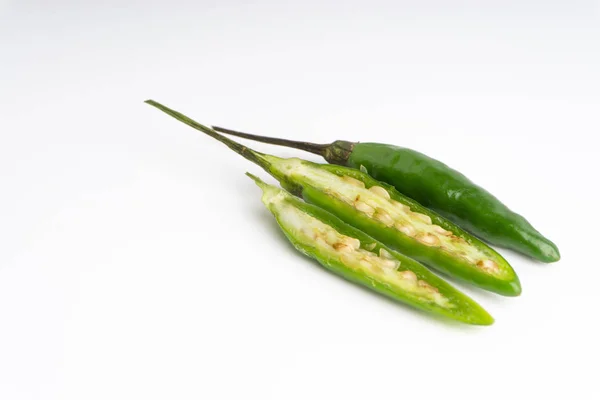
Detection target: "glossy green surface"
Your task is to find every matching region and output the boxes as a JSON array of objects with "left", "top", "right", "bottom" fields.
[
  {"left": 205, "top": 125, "right": 560, "bottom": 264},
  {"left": 348, "top": 143, "right": 560, "bottom": 263},
  {"left": 249, "top": 174, "right": 494, "bottom": 325}
]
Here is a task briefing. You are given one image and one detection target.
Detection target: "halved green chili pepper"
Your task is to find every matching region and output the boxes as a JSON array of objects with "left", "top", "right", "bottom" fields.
[
  {"left": 145, "top": 100, "right": 521, "bottom": 296},
  {"left": 247, "top": 172, "right": 493, "bottom": 325},
  {"left": 211, "top": 125, "right": 560, "bottom": 263}
]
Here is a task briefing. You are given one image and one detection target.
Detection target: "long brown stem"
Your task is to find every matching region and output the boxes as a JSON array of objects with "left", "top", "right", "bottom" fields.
[{"left": 212, "top": 126, "right": 329, "bottom": 157}]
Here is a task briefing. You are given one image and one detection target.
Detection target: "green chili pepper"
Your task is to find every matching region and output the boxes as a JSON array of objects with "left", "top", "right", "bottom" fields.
[
  {"left": 145, "top": 100, "right": 521, "bottom": 296},
  {"left": 247, "top": 172, "right": 493, "bottom": 325},
  {"left": 211, "top": 125, "right": 560, "bottom": 263}
]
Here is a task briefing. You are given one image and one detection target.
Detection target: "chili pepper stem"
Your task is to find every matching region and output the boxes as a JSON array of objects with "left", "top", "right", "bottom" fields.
[
  {"left": 212, "top": 126, "right": 328, "bottom": 156},
  {"left": 212, "top": 125, "right": 355, "bottom": 166},
  {"left": 145, "top": 100, "right": 271, "bottom": 171}
]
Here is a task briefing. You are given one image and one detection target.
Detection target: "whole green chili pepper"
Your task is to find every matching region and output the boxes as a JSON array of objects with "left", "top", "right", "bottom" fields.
[
  {"left": 145, "top": 100, "right": 521, "bottom": 296},
  {"left": 247, "top": 172, "right": 493, "bottom": 325},
  {"left": 211, "top": 125, "right": 560, "bottom": 263}
]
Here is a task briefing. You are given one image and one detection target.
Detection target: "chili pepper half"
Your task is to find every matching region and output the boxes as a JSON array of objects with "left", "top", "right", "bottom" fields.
[
  {"left": 210, "top": 125, "right": 560, "bottom": 263},
  {"left": 247, "top": 173, "right": 493, "bottom": 325},
  {"left": 145, "top": 100, "right": 521, "bottom": 296}
]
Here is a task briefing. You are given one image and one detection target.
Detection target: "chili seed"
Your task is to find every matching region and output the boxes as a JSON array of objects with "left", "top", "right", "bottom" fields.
[
  {"left": 364, "top": 243, "right": 376, "bottom": 251},
  {"left": 432, "top": 225, "right": 452, "bottom": 236},
  {"left": 379, "top": 248, "right": 394, "bottom": 259},
  {"left": 333, "top": 242, "right": 353, "bottom": 252},
  {"left": 416, "top": 233, "right": 441, "bottom": 247},
  {"left": 374, "top": 208, "right": 394, "bottom": 226},
  {"left": 399, "top": 270, "right": 418, "bottom": 283},
  {"left": 355, "top": 201, "right": 375, "bottom": 215},
  {"left": 392, "top": 200, "right": 410, "bottom": 212},
  {"left": 395, "top": 223, "right": 417, "bottom": 237},
  {"left": 342, "top": 175, "right": 365, "bottom": 188},
  {"left": 380, "top": 258, "right": 400, "bottom": 270},
  {"left": 451, "top": 235, "right": 467, "bottom": 244},
  {"left": 342, "top": 237, "right": 361, "bottom": 250},
  {"left": 418, "top": 280, "right": 439, "bottom": 293},
  {"left": 413, "top": 212, "right": 433, "bottom": 224},
  {"left": 368, "top": 185, "right": 391, "bottom": 199},
  {"left": 477, "top": 259, "right": 500, "bottom": 273}
]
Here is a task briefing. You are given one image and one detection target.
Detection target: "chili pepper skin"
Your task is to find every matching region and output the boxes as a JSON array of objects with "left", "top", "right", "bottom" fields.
[
  {"left": 145, "top": 100, "right": 521, "bottom": 296},
  {"left": 346, "top": 144, "right": 560, "bottom": 263},
  {"left": 210, "top": 127, "right": 560, "bottom": 263},
  {"left": 247, "top": 173, "right": 494, "bottom": 325}
]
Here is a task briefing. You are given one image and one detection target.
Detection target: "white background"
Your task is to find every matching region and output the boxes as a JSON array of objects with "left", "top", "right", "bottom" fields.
[{"left": 1, "top": 1, "right": 599, "bottom": 399}]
